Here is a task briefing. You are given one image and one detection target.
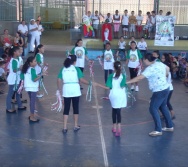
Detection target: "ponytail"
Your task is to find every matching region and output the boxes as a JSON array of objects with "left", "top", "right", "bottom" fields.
[
  {"left": 34, "top": 44, "right": 44, "bottom": 56},
  {"left": 64, "top": 55, "right": 77, "bottom": 68},
  {"left": 22, "top": 56, "right": 35, "bottom": 74},
  {"left": 8, "top": 46, "right": 19, "bottom": 57},
  {"left": 114, "top": 61, "right": 121, "bottom": 79}
]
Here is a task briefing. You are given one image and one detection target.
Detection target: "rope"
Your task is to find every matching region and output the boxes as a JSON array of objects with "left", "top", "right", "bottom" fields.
[
  {"left": 51, "top": 90, "right": 63, "bottom": 112},
  {"left": 86, "top": 81, "right": 92, "bottom": 102},
  {"left": 97, "top": 56, "right": 103, "bottom": 69},
  {"left": 39, "top": 65, "right": 48, "bottom": 95},
  {"left": 17, "top": 80, "right": 24, "bottom": 94},
  {"left": 88, "top": 60, "right": 94, "bottom": 77}
]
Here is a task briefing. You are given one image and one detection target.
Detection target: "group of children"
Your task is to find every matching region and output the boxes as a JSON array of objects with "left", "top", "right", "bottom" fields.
[{"left": 83, "top": 9, "right": 169, "bottom": 40}]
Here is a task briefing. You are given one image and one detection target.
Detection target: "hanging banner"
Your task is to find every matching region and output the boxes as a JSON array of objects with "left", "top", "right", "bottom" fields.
[{"left": 154, "top": 16, "right": 176, "bottom": 46}]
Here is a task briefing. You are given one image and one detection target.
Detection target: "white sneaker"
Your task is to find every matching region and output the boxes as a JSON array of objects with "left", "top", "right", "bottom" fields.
[
  {"left": 162, "top": 127, "right": 174, "bottom": 132},
  {"left": 131, "top": 85, "right": 134, "bottom": 90},
  {"left": 135, "top": 86, "right": 139, "bottom": 92},
  {"left": 149, "top": 131, "right": 162, "bottom": 137},
  {"left": 36, "top": 94, "right": 44, "bottom": 98}
]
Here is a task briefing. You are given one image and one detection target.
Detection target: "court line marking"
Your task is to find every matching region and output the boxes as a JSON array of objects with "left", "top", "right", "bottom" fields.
[{"left": 92, "top": 77, "right": 109, "bottom": 167}]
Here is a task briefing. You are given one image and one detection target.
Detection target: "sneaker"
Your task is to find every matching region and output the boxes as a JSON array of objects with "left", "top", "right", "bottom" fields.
[
  {"left": 135, "top": 86, "right": 139, "bottom": 92},
  {"left": 149, "top": 131, "right": 162, "bottom": 137},
  {"left": 112, "top": 128, "right": 116, "bottom": 133},
  {"left": 62, "top": 129, "right": 68, "bottom": 134},
  {"left": 36, "top": 94, "right": 44, "bottom": 98},
  {"left": 74, "top": 126, "right": 81, "bottom": 132},
  {"left": 131, "top": 85, "right": 134, "bottom": 90},
  {"left": 162, "top": 127, "right": 174, "bottom": 132}
]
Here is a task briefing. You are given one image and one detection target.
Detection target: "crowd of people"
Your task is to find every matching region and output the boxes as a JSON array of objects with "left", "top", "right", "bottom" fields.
[
  {"left": 82, "top": 9, "right": 172, "bottom": 39},
  {"left": 0, "top": 11, "right": 187, "bottom": 138}
]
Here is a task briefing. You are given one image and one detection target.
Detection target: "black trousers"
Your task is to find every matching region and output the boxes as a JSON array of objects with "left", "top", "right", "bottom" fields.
[
  {"left": 112, "top": 108, "right": 121, "bottom": 124},
  {"left": 63, "top": 96, "right": 79, "bottom": 115},
  {"left": 104, "top": 69, "right": 113, "bottom": 83}
]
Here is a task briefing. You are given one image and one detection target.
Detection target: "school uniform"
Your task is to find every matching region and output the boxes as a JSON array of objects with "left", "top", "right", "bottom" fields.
[
  {"left": 127, "top": 49, "right": 142, "bottom": 79},
  {"left": 23, "top": 67, "right": 39, "bottom": 114},
  {"left": 106, "top": 73, "right": 127, "bottom": 124},
  {"left": 58, "top": 65, "right": 83, "bottom": 115},
  {"left": 71, "top": 46, "right": 88, "bottom": 72},
  {"left": 103, "top": 49, "right": 115, "bottom": 83},
  {"left": 35, "top": 53, "right": 44, "bottom": 74},
  {"left": 6, "top": 58, "right": 22, "bottom": 110},
  {"left": 137, "top": 41, "right": 147, "bottom": 57}
]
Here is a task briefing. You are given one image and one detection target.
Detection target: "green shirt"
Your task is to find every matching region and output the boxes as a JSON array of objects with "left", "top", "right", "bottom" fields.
[
  {"left": 58, "top": 66, "right": 84, "bottom": 79},
  {"left": 12, "top": 59, "right": 18, "bottom": 71},
  {"left": 36, "top": 53, "right": 42, "bottom": 64},
  {"left": 20, "top": 68, "right": 37, "bottom": 81},
  {"left": 106, "top": 73, "right": 126, "bottom": 89}
]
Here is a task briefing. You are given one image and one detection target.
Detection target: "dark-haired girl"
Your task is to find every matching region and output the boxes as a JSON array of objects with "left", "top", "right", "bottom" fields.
[
  {"left": 57, "top": 55, "right": 92, "bottom": 133},
  {"left": 127, "top": 53, "right": 174, "bottom": 137},
  {"left": 6, "top": 46, "right": 26, "bottom": 113},
  {"left": 35, "top": 44, "right": 46, "bottom": 98},
  {"left": 99, "top": 61, "right": 127, "bottom": 137},
  {"left": 70, "top": 39, "right": 89, "bottom": 73},
  {"left": 21, "top": 56, "right": 47, "bottom": 122},
  {"left": 126, "top": 41, "right": 142, "bottom": 91}
]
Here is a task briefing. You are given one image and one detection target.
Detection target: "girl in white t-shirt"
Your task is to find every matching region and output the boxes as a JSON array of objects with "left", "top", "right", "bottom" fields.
[
  {"left": 57, "top": 55, "right": 93, "bottom": 133},
  {"left": 116, "top": 36, "right": 126, "bottom": 60},
  {"left": 21, "top": 56, "right": 47, "bottom": 122},
  {"left": 103, "top": 42, "right": 115, "bottom": 83},
  {"left": 113, "top": 10, "right": 121, "bottom": 38},
  {"left": 126, "top": 41, "right": 142, "bottom": 91}
]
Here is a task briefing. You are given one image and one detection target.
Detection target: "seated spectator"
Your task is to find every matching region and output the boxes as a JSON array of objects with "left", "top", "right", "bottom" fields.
[
  {"left": 0, "top": 60, "right": 6, "bottom": 94},
  {"left": 1, "top": 29, "right": 13, "bottom": 50},
  {"left": 137, "top": 37, "right": 147, "bottom": 57},
  {"left": 172, "top": 62, "right": 178, "bottom": 79},
  {"left": 13, "top": 32, "right": 24, "bottom": 47},
  {"left": 116, "top": 36, "right": 126, "bottom": 60},
  {"left": 128, "top": 36, "right": 137, "bottom": 46},
  {"left": 18, "top": 20, "right": 30, "bottom": 45}
]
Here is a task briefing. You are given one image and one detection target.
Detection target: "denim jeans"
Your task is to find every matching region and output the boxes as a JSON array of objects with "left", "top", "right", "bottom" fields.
[
  {"left": 104, "top": 69, "right": 113, "bottom": 83},
  {"left": 6, "top": 85, "right": 22, "bottom": 110},
  {"left": 149, "top": 88, "right": 173, "bottom": 132},
  {"left": 28, "top": 92, "right": 37, "bottom": 114}
]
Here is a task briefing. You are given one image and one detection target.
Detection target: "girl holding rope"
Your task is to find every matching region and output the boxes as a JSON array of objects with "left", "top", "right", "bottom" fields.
[{"left": 57, "top": 55, "right": 97, "bottom": 134}]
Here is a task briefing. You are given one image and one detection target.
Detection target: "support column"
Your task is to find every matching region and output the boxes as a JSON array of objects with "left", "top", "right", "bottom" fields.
[{"left": 33, "top": 0, "right": 40, "bottom": 19}]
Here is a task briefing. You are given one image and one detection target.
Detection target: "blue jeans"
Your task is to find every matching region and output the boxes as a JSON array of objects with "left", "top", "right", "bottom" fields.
[
  {"left": 28, "top": 92, "right": 37, "bottom": 114},
  {"left": 149, "top": 88, "right": 173, "bottom": 132},
  {"left": 6, "top": 85, "right": 22, "bottom": 110}
]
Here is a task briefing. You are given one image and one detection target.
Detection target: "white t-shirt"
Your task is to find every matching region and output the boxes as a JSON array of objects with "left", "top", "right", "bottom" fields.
[
  {"left": 122, "top": 15, "right": 129, "bottom": 25},
  {"left": 18, "top": 24, "right": 28, "bottom": 34},
  {"left": 104, "top": 16, "right": 113, "bottom": 23},
  {"left": 150, "top": 16, "right": 156, "bottom": 25},
  {"left": 137, "top": 41, "right": 147, "bottom": 50},
  {"left": 136, "top": 15, "right": 143, "bottom": 25},
  {"left": 62, "top": 65, "right": 81, "bottom": 97},
  {"left": 103, "top": 50, "right": 115, "bottom": 70},
  {"left": 73, "top": 47, "right": 87, "bottom": 68},
  {"left": 128, "top": 50, "right": 140, "bottom": 68},
  {"left": 83, "top": 15, "right": 91, "bottom": 26},
  {"left": 0, "top": 67, "right": 5, "bottom": 77},
  {"left": 113, "top": 15, "right": 121, "bottom": 23},
  {"left": 142, "top": 62, "right": 169, "bottom": 92},
  {"left": 29, "top": 23, "right": 39, "bottom": 36},
  {"left": 38, "top": 25, "right": 43, "bottom": 35},
  {"left": 118, "top": 41, "right": 126, "bottom": 49},
  {"left": 92, "top": 15, "right": 100, "bottom": 24}
]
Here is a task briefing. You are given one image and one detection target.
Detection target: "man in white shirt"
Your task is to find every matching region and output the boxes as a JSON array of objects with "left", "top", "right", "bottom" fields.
[
  {"left": 92, "top": 10, "right": 100, "bottom": 38},
  {"left": 29, "top": 19, "right": 40, "bottom": 53},
  {"left": 18, "top": 20, "right": 30, "bottom": 44},
  {"left": 136, "top": 10, "right": 143, "bottom": 38}
]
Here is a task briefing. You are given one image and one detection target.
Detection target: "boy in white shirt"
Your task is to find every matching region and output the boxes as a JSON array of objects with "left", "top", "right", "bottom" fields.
[
  {"left": 137, "top": 37, "right": 148, "bottom": 57},
  {"left": 136, "top": 10, "right": 143, "bottom": 38},
  {"left": 121, "top": 10, "right": 129, "bottom": 39}
]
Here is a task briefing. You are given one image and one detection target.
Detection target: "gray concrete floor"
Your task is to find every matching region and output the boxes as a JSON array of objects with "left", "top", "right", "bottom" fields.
[{"left": 0, "top": 49, "right": 188, "bottom": 167}]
